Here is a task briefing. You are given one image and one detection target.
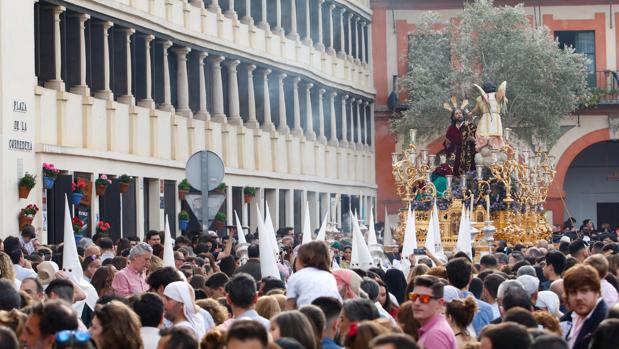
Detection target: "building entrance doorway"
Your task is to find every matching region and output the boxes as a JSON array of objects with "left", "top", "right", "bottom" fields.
[{"left": 597, "top": 203, "right": 619, "bottom": 232}]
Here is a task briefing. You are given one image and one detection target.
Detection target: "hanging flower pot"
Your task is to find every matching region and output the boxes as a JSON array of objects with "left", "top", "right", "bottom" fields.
[
  {"left": 18, "top": 173, "right": 36, "bottom": 199},
  {"left": 119, "top": 182, "right": 130, "bottom": 194},
  {"left": 18, "top": 214, "right": 34, "bottom": 229},
  {"left": 19, "top": 186, "right": 32, "bottom": 199},
  {"left": 212, "top": 212, "right": 226, "bottom": 231},
  {"left": 179, "top": 219, "right": 189, "bottom": 231},
  {"left": 179, "top": 189, "right": 189, "bottom": 201},
  {"left": 74, "top": 234, "right": 83, "bottom": 245},
  {"left": 42, "top": 176, "right": 55, "bottom": 189},
  {"left": 70, "top": 192, "right": 83, "bottom": 205},
  {"left": 95, "top": 184, "right": 107, "bottom": 196},
  {"left": 243, "top": 194, "right": 253, "bottom": 203},
  {"left": 95, "top": 175, "right": 112, "bottom": 196}
]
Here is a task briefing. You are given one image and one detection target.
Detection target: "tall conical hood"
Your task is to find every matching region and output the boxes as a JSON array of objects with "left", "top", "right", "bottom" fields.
[
  {"left": 234, "top": 210, "right": 247, "bottom": 244},
  {"left": 62, "top": 196, "right": 98, "bottom": 312},
  {"left": 367, "top": 208, "right": 378, "bottom": 245},
  {"left": 63, "top": 197, "right": 83, "bottom": 282},
  {"left": 163, "top": 215, "right": 175, "bottom": 268},
  {"left": 455, "top": 205, "right": 472, "bottom": 259},
  {"left": 302, "top": 202, "right": 312, "bottom": 244},
  {"left": 402, "top": 204, "right": 418, "bottom": 257},
  {"left": 264, "top": 202, "right": 279, "bottom": 257},
  {"left": 383, "top": 207, "right": 393, "bottom": 245},
  {"left": 256, "top": 204, "right": 280, "bottom": 279},
  {"left": 425, "top": 201, "right": 438, "bottom": 254},
  {"left": 315, "top": 209, "right": 329, "bottom": 241},
  {"left": 350, "top": 212, "right": 374, "bottom": 270}
]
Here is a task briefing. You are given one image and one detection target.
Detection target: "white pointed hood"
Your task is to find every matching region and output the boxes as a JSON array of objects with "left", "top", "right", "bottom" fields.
[
  {"left": 402, "top": 204, "right": 418, "bottom": 257},
  {"left": 350, "top": 212, "right": 374, "bottom": 270},
  {"left": 256, "top": 204, "right": 280, "bottom": 279},
  {"left": 62, "top": 196, "right": 98, "bottom": 312},
  {"left": 424, "top": 200, "right": 443, "bottom": 256},
  {"left": 163, "top": 215, "right": 175, "bottom": 268},
  {"left": 367, "top": 208, "right": 378, "bottom": 246},
  {"left": 455, "top": 205, "right": 472, "bottom": 259},
  {"left": 264, "top": 202, "right": 279, "bottom": 257},
  {"left": 383, "top": 207, "right": 393, "bottom": 245},
  {"left": 234, "top": 210, "right": 247, "bottom": 244},
  {"left": 315, "top": 209, "right": 329, "bottom": 241},
  {"left": 302, "top": 202, "right": 312, "bottom": 244}
]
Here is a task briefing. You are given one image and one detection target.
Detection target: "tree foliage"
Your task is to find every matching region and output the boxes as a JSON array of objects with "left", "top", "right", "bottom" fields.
[{"left": 395, "top": 0, "right": 590, "bottom": 145}]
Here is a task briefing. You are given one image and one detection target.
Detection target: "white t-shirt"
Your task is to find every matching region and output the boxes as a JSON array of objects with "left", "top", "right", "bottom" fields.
[{"left": 286, "top": 267, "right": 342, "bottom": 308}]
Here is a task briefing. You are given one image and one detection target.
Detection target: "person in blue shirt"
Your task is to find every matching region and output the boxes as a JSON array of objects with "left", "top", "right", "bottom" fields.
[{"left": 312, "top": 297, "right": 344, "bottom": 349}]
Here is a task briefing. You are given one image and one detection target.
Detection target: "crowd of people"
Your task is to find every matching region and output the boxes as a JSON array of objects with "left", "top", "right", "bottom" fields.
[{"left": 0, "top": 221, "right": 618, "bottom": 349}]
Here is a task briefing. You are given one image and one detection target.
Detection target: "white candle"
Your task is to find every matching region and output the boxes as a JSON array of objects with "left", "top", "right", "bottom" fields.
[{"left": 486, "top": 194, "right": 490, "bottom": 219}]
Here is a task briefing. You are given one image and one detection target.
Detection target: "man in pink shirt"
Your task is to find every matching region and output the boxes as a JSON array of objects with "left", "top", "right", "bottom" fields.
[
  {"left": 411, "top": 275, "right": 456, "bottom": 349},
  {"left": 112, "top": 242, "right": 153, "bottom": 297}
]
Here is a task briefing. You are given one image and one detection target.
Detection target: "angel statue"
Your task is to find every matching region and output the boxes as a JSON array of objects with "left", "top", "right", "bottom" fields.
[
  {"left": 441, "top": 96, "right": 477, "bottom": 176},
  {"left": 469, "top": 81, "right": 507, "bottom": 151}
]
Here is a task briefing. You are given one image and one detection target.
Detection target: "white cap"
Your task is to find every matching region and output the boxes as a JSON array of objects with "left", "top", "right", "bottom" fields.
[
  {"left": 443, "top": 285, "right": 462, "bottom": 302},
  {"left": 535, "top": 290, "right": 563, "bottom": 317},
  {"left": 560, "top": 236, "right": 571, "bottom": 243}
]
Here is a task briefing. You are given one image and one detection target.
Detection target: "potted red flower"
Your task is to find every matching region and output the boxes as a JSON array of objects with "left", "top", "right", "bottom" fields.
[
  {"left": 95, "top": 175, "right": 112, "bottom": 196},
  {"left": 19, "top": 204, "right": 39, "bottom": 229},
  {"left": 243, "top": 187, "right": 256, "bottom": 203},
  {"left": 72, "top": 216, "right": 85, "bottom": 244},
  {"left": 70, "top": 180, "right": 87, "bottom": 205},
  {"left": 96, "top": 221, "right": 111, "bottom": 235}
]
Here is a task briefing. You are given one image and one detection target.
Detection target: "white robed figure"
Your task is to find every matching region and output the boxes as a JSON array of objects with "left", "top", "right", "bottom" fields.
[{"left": 470, "top": 81, "right": 507, "bottom": 151}]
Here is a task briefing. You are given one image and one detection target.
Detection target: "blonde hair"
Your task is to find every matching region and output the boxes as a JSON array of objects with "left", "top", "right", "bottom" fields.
[
  {"left": 255, "top": 296, "right": 281, "bottom": 319},
  {"left": 148, "top": 255, "right": 164, "bottom": 275},
  {"left": 272, "top": 294, "right": 287, "bottom": 311},
  {"left": 196, "top": 298, "right": 229, "bottom": 325},
  {"left": 0, "top": 252, "right": 15, "bottom": 282},
  {"left": 93, "top": 301, "right": 143, "bottom": 349},
  {"left": 532, "top": 310, "right": 562, "bottom": 336}
]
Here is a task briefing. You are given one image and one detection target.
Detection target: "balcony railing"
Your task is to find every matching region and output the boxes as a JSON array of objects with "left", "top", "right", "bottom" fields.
[{"left": 594, "top": 70, "right": 619, "bottom": 105}]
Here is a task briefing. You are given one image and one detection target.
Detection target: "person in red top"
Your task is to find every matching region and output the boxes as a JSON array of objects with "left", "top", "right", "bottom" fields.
[
  {"left": 411, "top": 275, "right": 457, "bottom": 349},
  {"left": 112, "top": 242, "right": 152, "bottom": 297}
]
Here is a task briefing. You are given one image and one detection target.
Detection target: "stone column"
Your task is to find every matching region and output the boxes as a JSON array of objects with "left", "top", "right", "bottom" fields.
[
  {"left": 241, "top": 0, "right": 253, "bottom": 25},
  {"left": 291, "top": 77, "right": 302, "bottom": 136},
  {"left": 315, "top": 0, "right": 325, "bottom": 51},
  {"left": 277, "top": 73, "right": 289, "bottom": 134},
  {"left": 303, "top": 0, "right": 312, "bottom": 45},
  {"left": 261, "top": 69, "right": 275, "bottom": 132},
  {"left": 245, "top": 64, "right": 259, "bottom": 128},
  {"left": 361, "top": 21, "right": 367, "bottom": 64},
  {"left": 369, "top": 102, "right": 375, "bottom": 151},
  {"left": 45, "top": 6, "right": 66, "bottom": 91},
  {"left": 363, "top": 101, "right": 369, "bottom": 147},
  {"left": 171, "top": 47, "right": 192, "bottom": 117},
  {"left": 95, "top": 21, "right": 114, "bottom": 100},
  {"left": 225, "top": 59, "right": 242, "bottom": 125},
  {"left": 224, "top": 0, "right": 237, "bottom": 19},
  {"left": 349, "top": 97, "right": 356, "bottom": 144},
  {"left": 341, "top": 94, "right": 349, "bottom": 147},
  {"left": 287, "top": 0, "right": 299, "bottom": 40},
  {"left": 354, "top": 17, "right": 360, "bottom": 62},
  {"left": 118, "top": 28, "right": 136, "bottom": 105},
  {"left": 210, "top": 56, "right": 226, "bottom": 122},
  {"left": 317, "top": 88, "right": 326, "bottom": 144},
  {"left": 328, "top": 91, "right": 338, "bottom": 146},
  {"left": 304, "top": 83, "right": 316, "bottom": 140},
  {"left": 195, "top": 52, "right": 210, "bottom": 120},
  {"left": 209, "top": 0, "right": 221, "bottom": 13},
  {"left": 258, "top": 0, "right": 269, "bottom": 30},
  {"left": 70, "top": 13, "right": 90, "bottom": 96},
  {"left": 356, "top": 99, "right": 362, "bottom": 148},
  {"left": 273, "top": 0, "right": 283, "bottom": 35},
  {"left": 138, "top": 35, "right": 156, "bottom": 108},
  {"left": 337, "top": 8, "right": 346, "bottom": 58},
  {"left": 326, "top": 3, "right": 335, "bottom": 55},
  {"left": 347, "top": 13, "right": 353, "bottom": 58}
]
